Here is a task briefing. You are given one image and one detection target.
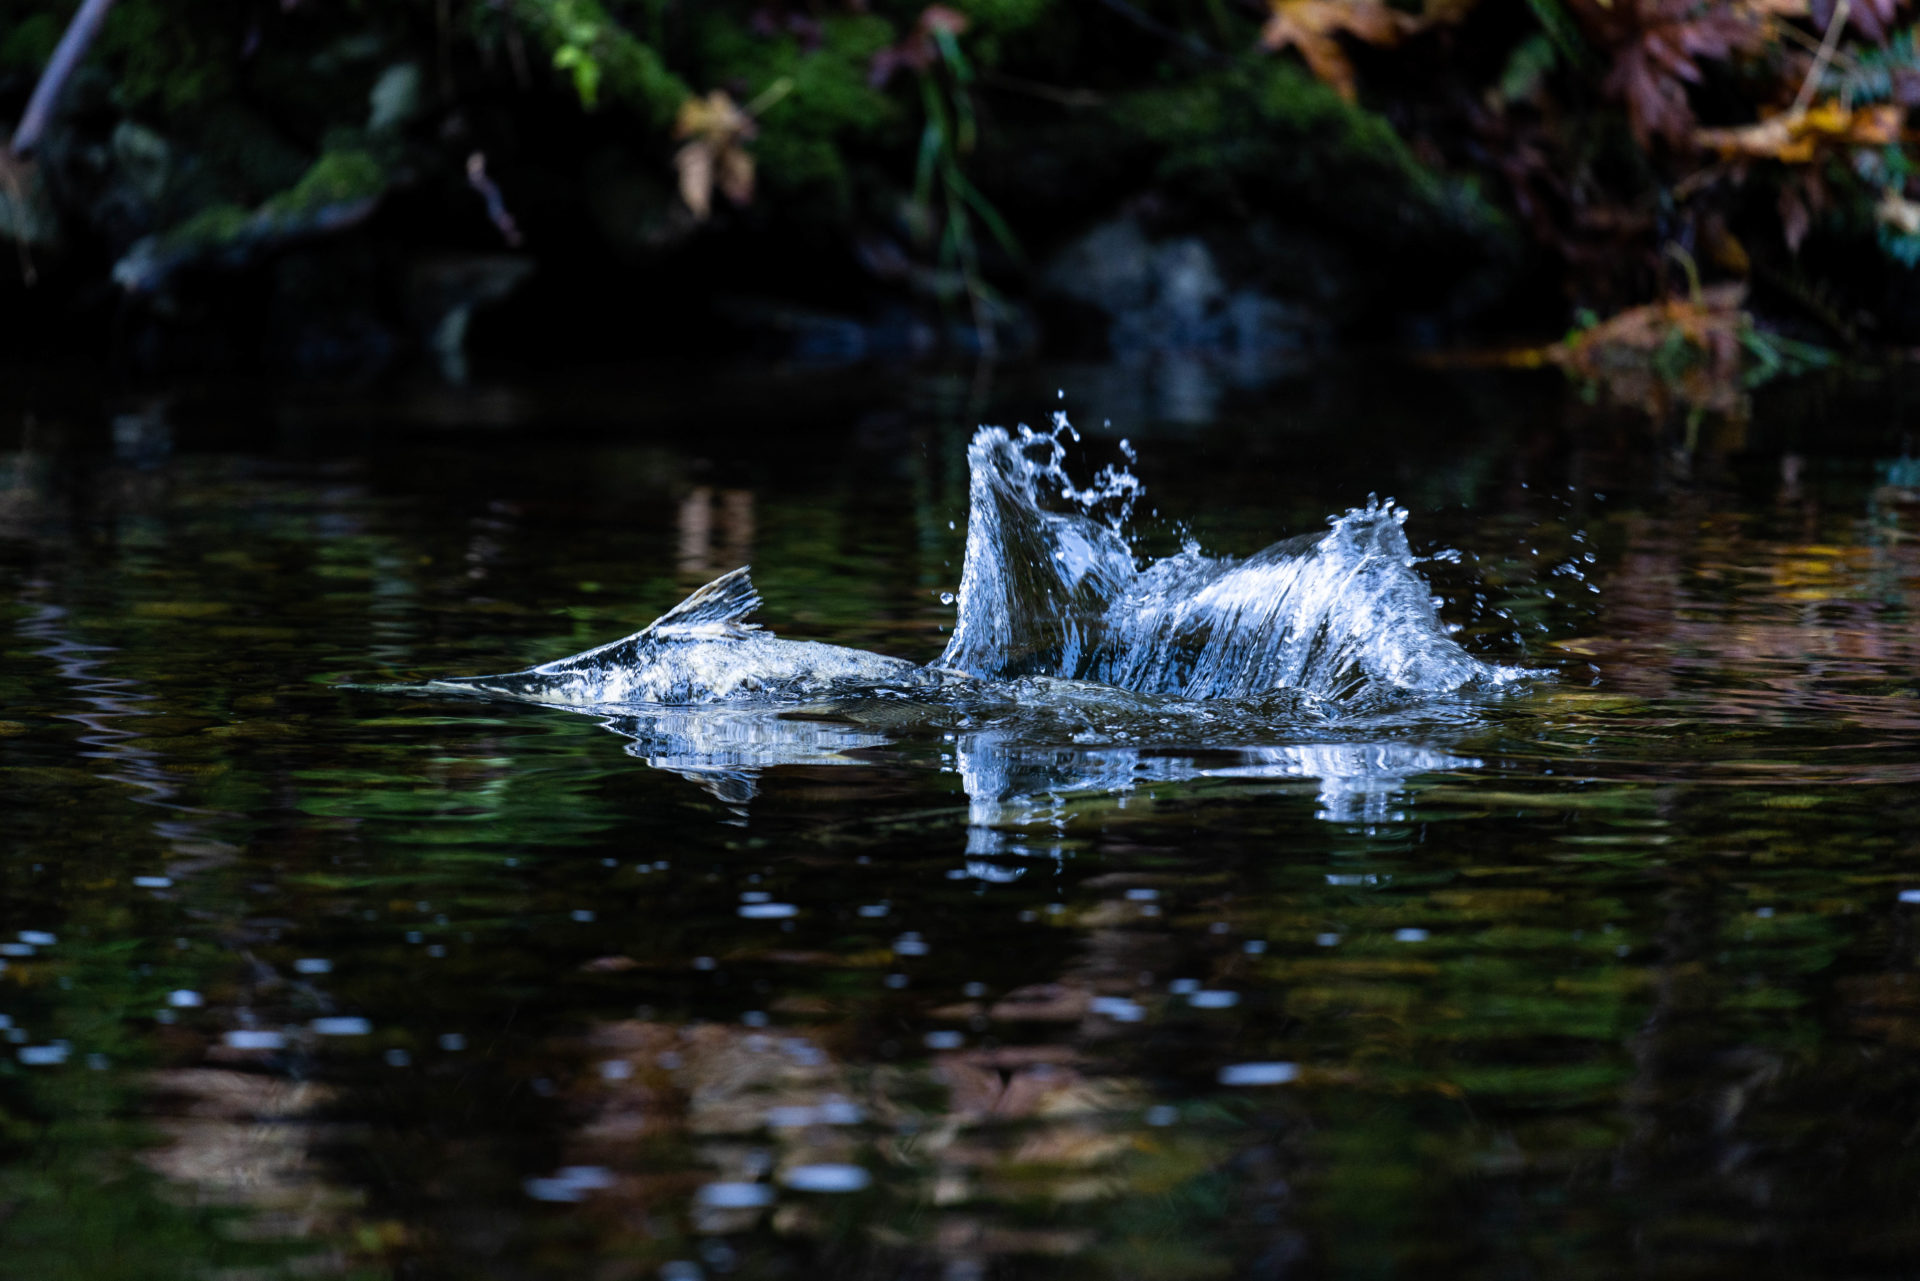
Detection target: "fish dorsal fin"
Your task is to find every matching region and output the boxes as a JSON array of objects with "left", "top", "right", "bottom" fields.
[{"left": 646, "top": 566, "right": 764, "bottom": 641}]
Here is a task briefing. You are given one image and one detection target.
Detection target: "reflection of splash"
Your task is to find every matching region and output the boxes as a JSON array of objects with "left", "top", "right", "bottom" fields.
[
  {"left": 957, "top": 735, "right": 1480, "bottom": 830},
  {"left": 583, "top": 702, "right": 1478, "bottom": 828}
]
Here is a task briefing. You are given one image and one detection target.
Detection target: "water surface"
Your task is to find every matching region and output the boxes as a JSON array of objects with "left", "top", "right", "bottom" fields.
[{"left": 2, "top": 362, "right": 1917, "bottom": 1280}]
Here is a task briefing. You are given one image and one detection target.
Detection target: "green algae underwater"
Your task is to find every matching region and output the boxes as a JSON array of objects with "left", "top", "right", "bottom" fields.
[{"left": 1, "top": 359, "right": 1919, "bottom": 1280}]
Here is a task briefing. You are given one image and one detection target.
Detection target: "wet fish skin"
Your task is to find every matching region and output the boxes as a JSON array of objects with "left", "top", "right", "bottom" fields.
[{"left": 434, "top": 566, "right": 960, "bottom": 708}]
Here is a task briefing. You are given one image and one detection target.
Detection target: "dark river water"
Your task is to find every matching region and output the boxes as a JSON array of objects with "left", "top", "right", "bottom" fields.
[{"left": 2, "top": 358, "right": 1917, "bottom": 1280}]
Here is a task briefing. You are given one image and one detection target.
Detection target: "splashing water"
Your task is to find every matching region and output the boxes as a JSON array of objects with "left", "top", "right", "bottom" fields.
[
  {"left": 426, "top": 416, "right": 1527, "bottom": 740},
  {"left": 939, "top": 423, "right": 1525, "bottom": 704}
]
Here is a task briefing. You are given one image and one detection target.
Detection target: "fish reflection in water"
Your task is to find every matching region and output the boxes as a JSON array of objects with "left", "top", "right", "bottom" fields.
[
  {"left": 600, "top": 703, "right": 895, "bottom": 805},
  {"left": 587, "top": 697, "right": 1479, "bottom": 830}
]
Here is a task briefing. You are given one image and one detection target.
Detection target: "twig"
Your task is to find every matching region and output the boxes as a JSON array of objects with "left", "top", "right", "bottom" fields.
[
  {"left": 9, "top": 0, "right": 119, "bottom": 158},
  {"left": 1775, "top": 16, "right": 1855, "bottom": 72},
  {"left": 466, "top": 152, "right": 523, "bottom": 247},
  {"left": 0, "top": 154, "right": 39, "bottom": 284},
  {"left": 981, "top": 71, "right": 1105, "bottom": 108},
  {"left": 1791, "top": 0, "right": 1850, "bottom": 116},
  {"left": 1094, "top": 0, "right": 1231, "bottom": 64}
]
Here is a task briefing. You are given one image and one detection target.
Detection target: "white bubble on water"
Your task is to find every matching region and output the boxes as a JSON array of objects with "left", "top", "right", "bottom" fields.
[
  {"left": 1218, "top": 1062, "right": 1299, "bottom": 1086},
  {"left": 1091, "top": 996, "right": 1144, "bottom": 1022},
  {"left": 695, "top": 1182, "right": 774, "bottom": 1209},
  {"left": 781, "top": 1164, "right": 871, "bottom": 1193},
  {"left": 311, "top": 1017, "right": 372, "bottom": 1036}
]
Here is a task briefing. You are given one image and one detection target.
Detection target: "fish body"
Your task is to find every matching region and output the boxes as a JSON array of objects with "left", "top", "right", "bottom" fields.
[{"left": 434, "top": 567, "right": 959, "bottom": 708}]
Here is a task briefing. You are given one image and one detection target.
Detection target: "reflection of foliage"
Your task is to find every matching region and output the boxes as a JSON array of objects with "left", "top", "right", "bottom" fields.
[
  {"left": 0, "top": 934, "right": 344, "bottom": 1280},
  {"left": 1514, "top": 278, "right": 1834, "bottom": 420}
]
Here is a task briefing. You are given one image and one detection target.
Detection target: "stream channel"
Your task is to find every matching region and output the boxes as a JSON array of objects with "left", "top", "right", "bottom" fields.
[{"left": 1, "top": 358, "right": 1917, "bottom": 1279}]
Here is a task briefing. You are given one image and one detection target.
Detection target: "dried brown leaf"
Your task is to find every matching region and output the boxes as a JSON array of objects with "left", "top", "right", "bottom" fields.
[
  {"left": 672, "top": 90, "right": 758, "bottom": 219},
  {"left": 1261, "top": 0, "right": 1418, "bottom": 100},
  {"left": 1693, "top": 101, "right": 1903, "bottom": 161}
]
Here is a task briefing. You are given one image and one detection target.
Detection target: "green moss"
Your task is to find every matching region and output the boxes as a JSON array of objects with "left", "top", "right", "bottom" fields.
[
  {"left": 96, "top": 0, "right": 234, "bottom": 113},
  {"left": 954, "top": 0, "right": 1055, "bottom": 36},
  {"left": 695, "top": 13, "right": 901, "bottom": 204},
  {"left": 162, "top": 202, "right": 252, "bottom": 251},
  {"left": 0, "top": 10, "right": 64, "bottom": 71},
  {"left": 263, "top": 149, "right": 386, "bottom": 217},
  {"left": 1114, "top": 65, "right": 1507, "bottom": 246},
  {"left": 514, "top": 0, "right": 689, "bottom": 122}
]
